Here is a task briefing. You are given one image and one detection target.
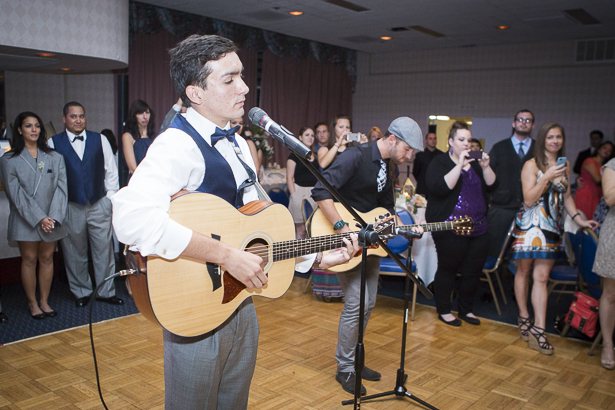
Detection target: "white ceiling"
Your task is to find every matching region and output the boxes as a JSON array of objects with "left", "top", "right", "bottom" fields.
[{"left": 139, "top": 0, "right": 615, "bottom": 53}]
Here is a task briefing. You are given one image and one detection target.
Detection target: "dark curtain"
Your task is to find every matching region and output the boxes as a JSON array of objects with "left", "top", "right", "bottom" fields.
[{"left": 260, "top": 50, "right": 353, "bottom": 166}]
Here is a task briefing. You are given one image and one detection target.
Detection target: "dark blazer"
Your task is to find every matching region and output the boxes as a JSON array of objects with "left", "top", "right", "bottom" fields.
[
  {"left": 0, "top": 149, "right": 68, "bottom": 242},
  {"left": 488, "top": 137, "right": 535, "bottom": 209},
  {"left": 425, "top": 154, "right": 498, "bottom": 223},
  {"left": 573, "top": 147, "right": 592, "bottom": 175}
]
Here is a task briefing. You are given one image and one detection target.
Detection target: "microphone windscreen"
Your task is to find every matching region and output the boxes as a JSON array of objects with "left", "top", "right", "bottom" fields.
[{"left": 248, "top": 107, "right": 266, "bottom": 125}]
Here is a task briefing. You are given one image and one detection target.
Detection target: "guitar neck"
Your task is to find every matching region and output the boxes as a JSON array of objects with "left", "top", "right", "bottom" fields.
[
  {"left": 272, "top": 233, "right": 354, "bottom": 262},
  {"left": 398, "top": 221, "right": 456, "bottom": 232}
]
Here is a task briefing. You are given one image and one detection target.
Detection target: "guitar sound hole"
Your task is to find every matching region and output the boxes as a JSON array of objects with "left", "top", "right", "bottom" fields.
[
  {"left": 221, "top": 237, "right": 270, "bottom": 305},
  {"left": 245, "top": 238, "right": 270, "bottom": 267}
]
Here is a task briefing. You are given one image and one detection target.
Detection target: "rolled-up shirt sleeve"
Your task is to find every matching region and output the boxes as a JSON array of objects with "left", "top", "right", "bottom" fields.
[{"left": 111, "top": 129, "right": 204, "bottom": 259}]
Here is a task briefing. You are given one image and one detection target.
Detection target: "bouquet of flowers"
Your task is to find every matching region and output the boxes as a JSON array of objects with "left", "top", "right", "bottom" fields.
[
  {"left": 252, "top": 130, "right": 274, "bottom": 160},
  {"left": 408, "top": 194, "right": 426, "bottom": 213}
]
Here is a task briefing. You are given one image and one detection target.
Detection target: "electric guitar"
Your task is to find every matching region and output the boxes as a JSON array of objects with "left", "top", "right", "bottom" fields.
[
  {"left": 309, "top": 203, "right": 474, "bottom": 272},
  {"left": 127, "top": 191, "right": 396, "bottom": 337}
]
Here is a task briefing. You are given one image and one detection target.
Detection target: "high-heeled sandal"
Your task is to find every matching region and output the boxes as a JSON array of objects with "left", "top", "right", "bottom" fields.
[
  {"left": 601, "top": 348, "right": 615, "bottom": 370},
  {"left": 517, "top": 316, "right": 531, "bottom": 342},
  {"left": 528, "top": 326, "right": 554, "bottom": 355}
]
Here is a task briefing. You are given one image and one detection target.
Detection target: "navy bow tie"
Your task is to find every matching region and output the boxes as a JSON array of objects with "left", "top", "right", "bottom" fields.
[
  {"left": 211, "top": 126, "right": 240, "bottom": 146},
  {"left": 72, "top": 135, "right": 84, "bottom": 142}
]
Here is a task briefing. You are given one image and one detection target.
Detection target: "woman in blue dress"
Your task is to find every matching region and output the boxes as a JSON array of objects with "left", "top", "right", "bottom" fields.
[
  {"left": 511, "top": 122, "right": 597, "bottom": 355},
  {"left": 122, "top": 100, "right": 156, "bottom": 177}
]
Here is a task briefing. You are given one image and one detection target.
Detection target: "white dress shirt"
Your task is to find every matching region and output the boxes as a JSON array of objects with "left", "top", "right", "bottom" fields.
[
  {"left": 48, "top": 130, "right": 119, "bottom": 197},
  {"left": 511, "top": 135, "right": 532, "bottom": 158}
]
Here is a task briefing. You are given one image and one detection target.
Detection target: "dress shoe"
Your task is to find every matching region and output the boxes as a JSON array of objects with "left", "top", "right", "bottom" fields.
[
  {"left": 31, "top": 312, "right": 46, "bottom": 320},
  {"left": 0, "top": 312, "right": 9, "bottom": 323},
  {"left": 43, "top": 309, "right": 58, "bottom": 318},
  {"left": 96, "top": 296, "right": 125, "bottom": 305},
  {"left": 438, "top": 314, "right": 462, "bottom": 327},
  {"left": 336, "top": 371, "right": 366, "bottom": 395},
  {"left": 75, "top": 296, "right": 91, "bottom": 308},
  {"left": 459, "top": 313, "right": 481, "bottom": 326},
  {"left": 361, "top": 366, "right": 381, "bottom": 381},
  {"left": 601, "top": 348, "right": 615, "bottom": 370}
]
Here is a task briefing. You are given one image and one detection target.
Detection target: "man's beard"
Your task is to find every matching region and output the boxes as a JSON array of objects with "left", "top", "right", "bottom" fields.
[{"left": 515, "top": 129, "right": 531, "bottom": 137}]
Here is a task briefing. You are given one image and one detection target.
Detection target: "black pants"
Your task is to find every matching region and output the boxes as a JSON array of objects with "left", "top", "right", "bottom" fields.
[
  {"left": 432, "top": 231, "right": 489, "bottom": 316},
  {"left": 486, "top": 206, "right": 518, "bottom": 258}
]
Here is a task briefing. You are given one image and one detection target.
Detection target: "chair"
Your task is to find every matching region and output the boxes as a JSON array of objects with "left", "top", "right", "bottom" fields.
[
  {"left": 480, "top": 220, "right": 515, "bottom": 315},
  {"left": 547, "top": 232, "right": 578, "bottom": 302},
  {"left": 379, "top": 210, "right": 419, "bottom": 321},
  {"left": 267, "top": 187, "right": 289, "bottom": 207}
]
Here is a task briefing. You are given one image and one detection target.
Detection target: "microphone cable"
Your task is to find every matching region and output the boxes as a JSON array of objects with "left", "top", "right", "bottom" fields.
[{"left": 88, "top": 269, "right": 138, "bottom": 410}]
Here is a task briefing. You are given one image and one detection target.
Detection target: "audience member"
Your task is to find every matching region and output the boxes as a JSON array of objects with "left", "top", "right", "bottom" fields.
[
  {"left": 314, "top": 122, "right": 329, "bottom": 155},
  {"left": 122, "top": 100, "right": 156, "bottom": 175},
  {"left": 313, "top": 116, "right": 424, "bottom": 395},
  {"left": 0, "top": 111, "right": 68, "bottom": 319},
  {"left": 159, "top": 97, "right": 185, "bottom": 135},
  {"left": 575, "top": 141, "right": 614, "bottom": 218},
  {"left": 573, "top": 130, "right": 603, "bottom": 175},
  {"left": 101, "top": 129, "right": 118, "bottom": 158},
  {"left": 593, "top": 197, "right": 610, "bottom": 236},
  {"left": 426, "top": 121, "right": 496, "bottom": 327},
  {"left": 413, "top": 131, "right": 443, "bottom": 198},
  {"left": 470, "top": 138, "right": 482, "bottom": 151},
  {"left": 231, "top": 117, "right": 260, "bottom": 172},
  {"left": 49, "top": 102, "right": 122, "bottom": 308},
  {"left": 317, "top": 115, "right": 352, "bottom": 170},
  {"left": 486, "top": 109, "right": 536, "bottom": 258},
  {"left": 510, "top": 122, "right": 597, "bottom": 355},
  {"left": 592, "top": 157, "right": 615, "bottom": 370},
  {"left": 368, "top": 126, "right": 383, "bottom": 141},
  {"left": 286, "top": 126, "right": 318, "bottom": 239}
]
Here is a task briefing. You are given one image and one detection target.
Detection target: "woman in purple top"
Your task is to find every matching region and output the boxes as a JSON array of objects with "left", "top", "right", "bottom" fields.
[{"left": 425, "top": 121, "right": 497, "bottom": 326}]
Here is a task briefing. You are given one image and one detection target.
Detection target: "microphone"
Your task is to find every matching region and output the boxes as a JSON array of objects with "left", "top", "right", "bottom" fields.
[
  {"left": 248, "top": 107, "right": 311, "bottom": 158},
  {"left": 396, "top": 228, "right": 423, "bottom": 239}
]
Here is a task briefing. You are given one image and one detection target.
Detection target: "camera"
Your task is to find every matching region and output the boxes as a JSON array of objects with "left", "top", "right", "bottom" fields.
[{"left": 346, "top": 133, "right": 361, "bottom": 142}]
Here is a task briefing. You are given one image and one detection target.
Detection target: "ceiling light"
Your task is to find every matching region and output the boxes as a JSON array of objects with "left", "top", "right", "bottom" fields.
[
  {"left": 289, "top": 11, "right": 303, "bottom": 16},
  {"left": 496, "top": 25, "right": 509, "bottom": 30},
  {"left": 436, "top": 115, "right": 450, "bottom": 121},
  {"left": 35, "top": 52, "right": 56, "bottom": 57},
  {"left": 428, "top": 115, "right": 437, "bottom": 120},
  {"left": 58, "top": 68, "right": 73, "bottom": 71},
  {"left": 380, "top": 36, "right": 392, "bottom": 41}
]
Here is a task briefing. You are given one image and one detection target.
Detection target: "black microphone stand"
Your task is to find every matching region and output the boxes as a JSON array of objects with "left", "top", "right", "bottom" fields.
[{"left": 254, "top": 117, "right": 433, "bottom": 409}]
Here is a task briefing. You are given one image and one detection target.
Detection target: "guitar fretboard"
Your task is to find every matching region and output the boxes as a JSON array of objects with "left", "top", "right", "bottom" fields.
[
  {"left": 272, "top": 233, "right": 355, "bottom": 262},
  {"left": 398, "top": 221, "right": 459, "bottom": 232}
]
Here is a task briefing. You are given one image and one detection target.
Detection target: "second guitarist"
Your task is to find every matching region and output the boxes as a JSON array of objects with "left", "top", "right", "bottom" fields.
[{"left": 311, "top": 117, "right": 425, "bottom": 396}]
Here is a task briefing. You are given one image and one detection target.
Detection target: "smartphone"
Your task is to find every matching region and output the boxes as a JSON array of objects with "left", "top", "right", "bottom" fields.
[
  {"left": 468, "top": 151, "right": 483, "bottom": 160},
  {"left": 346, "top": 133, "right": 361, "bottom": 142},
  {"left": 557, "top": 157, "right": 567, "bottom": 167}
]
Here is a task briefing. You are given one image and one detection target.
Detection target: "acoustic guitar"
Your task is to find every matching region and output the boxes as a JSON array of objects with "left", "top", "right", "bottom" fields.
[
  {"left": 127, "top": 191, "right": 396, "bottom": 337},
  {"left": 309, "top": 203, "right": 474, "bottom": 273}
]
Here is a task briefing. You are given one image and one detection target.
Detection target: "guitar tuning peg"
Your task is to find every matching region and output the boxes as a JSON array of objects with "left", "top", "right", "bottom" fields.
[
  {"left": 355, "top": 223, "right": 362, "bottom": 229},
  {"left": 378, "top": 215, "right": 385, "bottom": 220},
  {"left": 385, "top": 213, "right": 390, "bottom": 218}
]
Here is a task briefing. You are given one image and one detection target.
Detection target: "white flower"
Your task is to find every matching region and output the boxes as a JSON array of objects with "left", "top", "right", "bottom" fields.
[{"left": 37, "top": 161, "right": 44, "bottom": 173}]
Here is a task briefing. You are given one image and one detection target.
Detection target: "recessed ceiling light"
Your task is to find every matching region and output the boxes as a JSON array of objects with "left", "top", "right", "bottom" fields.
[
  {"left": 496, "top": 25, "right": 509, "bottom": 30},
  {"left": 289, "top": 11, "right": 303, "bottom": 16},
  {"left": 58, "top": 68, "right": 73, "bottom": 71},
  {"left": 35, "top": 52, "right": 56, "bottom": 57},
  {"left": 436, "top": 115, "right": 450, "bottom": 121},
  {"left": 380, "top": 36, "right": 392, "bottom": 40}
]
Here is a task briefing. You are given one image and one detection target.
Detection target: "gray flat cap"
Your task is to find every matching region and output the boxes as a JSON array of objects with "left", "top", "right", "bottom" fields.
[{"left": 388, "top": 117, "right": 423, "bottom": 152}]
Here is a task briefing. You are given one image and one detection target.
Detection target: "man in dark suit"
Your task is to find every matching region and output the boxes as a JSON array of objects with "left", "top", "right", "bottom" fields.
[
  {"left": 49, "top": 102, "right": 123, "bottom": 307},
  {"left": 486, "top": 109, "right": 536, "bottom": 258},
  {"left": 573, "top": 130, "right": 603, "bottom": 175},
  {"left": 412, "top": 131, "right": 443, "bottom": 198}
]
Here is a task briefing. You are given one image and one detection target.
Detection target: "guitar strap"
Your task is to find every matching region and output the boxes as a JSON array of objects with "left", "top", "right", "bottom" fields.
[{"left": 231, "top": 144, "right": 271, "bottom": 202}]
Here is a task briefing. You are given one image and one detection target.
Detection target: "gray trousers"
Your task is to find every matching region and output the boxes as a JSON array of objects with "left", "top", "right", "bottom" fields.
[
  {"left": 335, "top": 256, "right": 380, "bottom": 373},
  {"left": 61, "top": 197, "right": 116, "bottom": 299},
  {"left": 163, "top": 298, "right": 260, "bottom": 410},
  {"left": 486, "top": 206, "right": 519, "bottom": 258}
]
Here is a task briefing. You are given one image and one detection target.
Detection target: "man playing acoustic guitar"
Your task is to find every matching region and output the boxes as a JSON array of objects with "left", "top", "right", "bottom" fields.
[
  {"left": 112, "top": 34, "right": 359, "bottom": 410},
  {"left": 312, "top": 117, "right": 425, "bottom": 396}
]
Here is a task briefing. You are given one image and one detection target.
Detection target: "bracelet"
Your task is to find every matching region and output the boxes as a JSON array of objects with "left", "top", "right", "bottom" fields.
[
  {"left": 333, "top": 220, "right": 346, "bottom": 231},
  {"left": 313, "top": 252, "right": 323, "bottom": 268},
  {"left": 571, "top": 212, "right": 580, "bottom": 220},
  {"left": 334, "top": 144, "right": 340, "bottom": 148}
]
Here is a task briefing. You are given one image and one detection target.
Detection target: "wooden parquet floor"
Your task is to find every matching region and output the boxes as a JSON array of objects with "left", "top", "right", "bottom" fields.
[{"left": 1, "top": 277, "right": 614, "bottom": 409}]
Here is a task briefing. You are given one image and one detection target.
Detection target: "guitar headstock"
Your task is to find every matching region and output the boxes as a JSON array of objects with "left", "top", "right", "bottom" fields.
[
  {"left": 452, "top": 216, "right": 474, "bottom": 235},
  {"left": 374, "top": 214, "right": 396, "bottom": 240}
]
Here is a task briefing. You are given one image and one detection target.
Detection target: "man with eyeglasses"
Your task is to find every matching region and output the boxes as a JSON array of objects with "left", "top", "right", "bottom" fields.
[{"left": 486, "top": 109, "right": 536, "bottom": 258}]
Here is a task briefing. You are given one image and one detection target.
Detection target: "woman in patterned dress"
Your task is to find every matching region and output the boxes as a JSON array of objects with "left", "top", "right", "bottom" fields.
[
  {"left": 511, "top": 122, "right": 598, "bottom": 355},
  {"left": 592, "top": 157, "right": 615, "bottom": 370}
]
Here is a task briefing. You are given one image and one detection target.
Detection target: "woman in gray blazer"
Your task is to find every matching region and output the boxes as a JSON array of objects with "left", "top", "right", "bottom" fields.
[{"left": 0, "top": 112, "right": 68, "bottom": 319}]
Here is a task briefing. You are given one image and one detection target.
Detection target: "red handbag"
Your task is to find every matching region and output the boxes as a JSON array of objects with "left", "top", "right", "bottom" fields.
[{"left": 564, "top": 292, "right": 599, "bottom": 338}]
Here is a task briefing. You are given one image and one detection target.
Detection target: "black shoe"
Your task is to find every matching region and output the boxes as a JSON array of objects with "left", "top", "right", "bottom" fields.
[
  {"left": 0, "top": 312, "right": 8, "bottom": 323},
  {"left": 96, "top": 296, "right": 125, "bottom": 305},
  {"left": 336, "top": 372, "right": 366, "bottom": 395},
  {"left": 362, "top": 366, "right": 381, "bottom": 381},
  {"left": 459, "top": 314, "right": 480, "bottom": 326},
  {"left": 75, "top": 296, "right": 91, "bottom": 308},
  {"left": 31, "top": 312, "right": 46, "bottom": 320},
  {"left": 438, "top": 314, "right": 462, "bottom": 327},
  {"left": 43, "top": 309, "right": 58, "bottom": 318}
]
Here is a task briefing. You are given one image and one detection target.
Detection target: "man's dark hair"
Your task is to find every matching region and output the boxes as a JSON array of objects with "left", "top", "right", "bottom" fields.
[
  {"left": 63, "top": 101, "right": 85, "bottom": 116},
  {"left": 590, "top": 130, "right": 604, "bottom": 139},
  {"left": 314, "top": 122, "right": 328, "bottom": 131},
  {"left": 169, "top": 34, "right": 239, "bottom": 107}
]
